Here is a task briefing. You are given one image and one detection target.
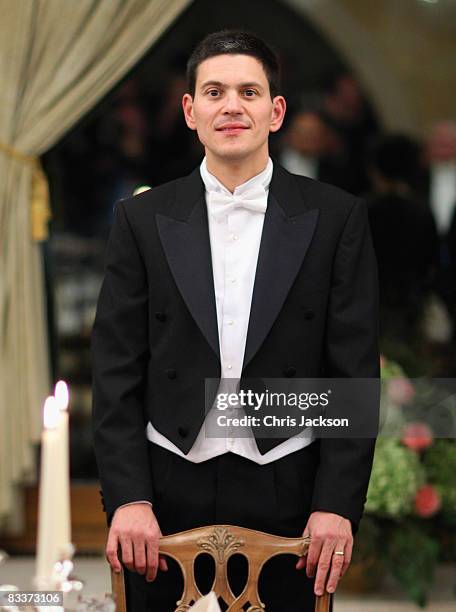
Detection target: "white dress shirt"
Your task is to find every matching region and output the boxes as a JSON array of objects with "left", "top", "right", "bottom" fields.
[
  {"left": 145, "top": 156, "right": 315, "bottom": 465},
  {"left": 280, "top": 147, "right": 318, "bottom": 180},
  {"left": 430, "top": 161, "right": 456, "bottom": 235}
]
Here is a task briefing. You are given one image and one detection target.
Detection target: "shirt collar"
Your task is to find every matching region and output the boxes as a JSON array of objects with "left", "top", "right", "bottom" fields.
[{"left": 200, "top": 156, "right": 273, "bottom": 196}]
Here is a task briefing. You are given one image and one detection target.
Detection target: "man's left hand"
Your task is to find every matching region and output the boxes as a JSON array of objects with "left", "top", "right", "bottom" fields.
[{"left": 295, "top": 511, "right": 353, "bottom": 596}]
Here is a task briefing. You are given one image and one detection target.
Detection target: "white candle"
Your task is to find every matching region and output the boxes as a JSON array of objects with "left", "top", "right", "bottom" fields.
[
  {"left": 54, "top": 380, "right": 71, "bottom": 557},
  {"left": 36, "top": 396, "right": 61, "bottom": 586}
]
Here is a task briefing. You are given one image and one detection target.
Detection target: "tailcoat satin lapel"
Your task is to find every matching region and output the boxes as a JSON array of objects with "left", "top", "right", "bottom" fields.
[
  {"left": 156, "top": 161, "right": 319, "bottom": 371},
  {"left": 156, "top": 178, "right": 220, "bottom": 360}
]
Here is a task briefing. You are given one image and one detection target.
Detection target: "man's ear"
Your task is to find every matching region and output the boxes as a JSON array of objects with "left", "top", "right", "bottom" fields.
[
  {"left": 182, "top": 93, "right": 197, "bottom": 130},
  {"left": 270, "top": 96, "right": 287, "bottom": 134}
]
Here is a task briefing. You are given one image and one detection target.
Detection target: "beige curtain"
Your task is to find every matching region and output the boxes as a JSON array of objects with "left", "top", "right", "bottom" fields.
[{"left": 0, "top": 0, "right": 192, "bottom": 531}]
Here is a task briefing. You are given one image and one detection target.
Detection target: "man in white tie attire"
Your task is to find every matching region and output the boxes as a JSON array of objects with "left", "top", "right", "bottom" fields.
[{"left": 92, "top": 29, "right": 380, "bottom": 611}]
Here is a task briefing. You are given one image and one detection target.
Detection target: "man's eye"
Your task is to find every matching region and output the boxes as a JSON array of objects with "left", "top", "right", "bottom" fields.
[
  {"left": 244, "top": 90, "right": 257, "bottom": 97},
  {"left": 207, "top": 90, "right": 220, "bottom": 97}
]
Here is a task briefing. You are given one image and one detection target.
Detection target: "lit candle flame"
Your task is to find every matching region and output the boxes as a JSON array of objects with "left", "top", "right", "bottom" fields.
[
  {"left": 54, "top": 380, "right": 69, "bottom": 411},
  {"left": 43, "top": 396, "right": 60, "bottom": 429}
]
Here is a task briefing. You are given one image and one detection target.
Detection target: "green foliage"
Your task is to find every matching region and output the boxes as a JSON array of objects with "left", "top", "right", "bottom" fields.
[
  {"left": 387, "top": 522, "right": 440, "bottom": 607},
  {"left": 365, "top": 438, "right": 425, "bottom": 517},
  {"left": 423, "top": 440, "right": 456, "bottom": 521},
  {"left": 380, "top": 357, "right": 407, "bottom": 380},
  {"left": 380, "top": 336, "right": 426, "bottom": 377},
  {"left": 351, "top": 515, "right": 383, "bottom": 563},
  {"left": 355, "top": 356, "right": 454, "bottom": 606}
]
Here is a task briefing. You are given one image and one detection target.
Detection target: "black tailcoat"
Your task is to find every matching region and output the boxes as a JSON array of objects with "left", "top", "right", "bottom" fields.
[{"left": 91, "top": 160, "right": 380, "bottom": 534}]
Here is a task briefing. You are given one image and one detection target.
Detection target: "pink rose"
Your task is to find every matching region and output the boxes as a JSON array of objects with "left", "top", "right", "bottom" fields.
[
  {"left": 402, "top": 422, "right": 433, "bottom": 451},
  {"left": 387, "top": 378, "right": 415, "bottom": 405},
  {"left": 414, "top": 484, "right": 441, "bottom": 517}
]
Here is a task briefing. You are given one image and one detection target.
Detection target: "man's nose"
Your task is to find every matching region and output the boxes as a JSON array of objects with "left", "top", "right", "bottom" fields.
[{"left": 223, "top": 91, "right": 243, "bottom": 113}]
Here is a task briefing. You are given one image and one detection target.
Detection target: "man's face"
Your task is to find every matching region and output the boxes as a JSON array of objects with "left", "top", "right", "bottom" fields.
[
  {"left": 427, "top": 123, "right": 456, "bottom": 163},
  {"left": 182, "top": 54, "right": 286, "bottom": 163}
]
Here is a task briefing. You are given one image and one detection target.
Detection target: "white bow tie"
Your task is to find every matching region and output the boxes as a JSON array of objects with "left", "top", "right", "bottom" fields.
[{"left": 207, "top": 186, "right": 267, "bottom": 222}]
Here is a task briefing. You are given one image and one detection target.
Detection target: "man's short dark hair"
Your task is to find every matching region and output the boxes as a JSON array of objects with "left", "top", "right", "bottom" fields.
[{"left": 186, "top": 30, "right": 280, "bottom": 100}]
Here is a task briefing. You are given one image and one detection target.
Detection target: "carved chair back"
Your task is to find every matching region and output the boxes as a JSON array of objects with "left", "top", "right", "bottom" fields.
[{"left": 111, "top": 525, "right": 331, "bottom": 611}]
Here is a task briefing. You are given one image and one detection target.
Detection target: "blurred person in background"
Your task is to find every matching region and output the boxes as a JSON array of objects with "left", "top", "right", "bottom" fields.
[
  {"left": 421, "top": 121, "right": 456, "bottom": 326},
  {"left": 320, "top": 69, "right": 380, "bottom": 195},
  {"left": 149, "top": 60, "right": 204, "bottom": 183},
  {"left": 279, "top": 108, "right": 347, "bottom": 187},
  {"left": 88, "top": 79, "right": 152, "bottom": 235},
  {"left": 367, "top": 134, "right": 439, "bottom": 347},
  {"left": 111, "top": 80, "right": 151, "bottom": 199}
]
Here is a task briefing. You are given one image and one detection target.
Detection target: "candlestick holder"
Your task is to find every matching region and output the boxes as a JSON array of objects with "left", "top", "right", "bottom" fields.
[
  {"left": 32, "top": 541, "right": 86, "bottom": 610},
  {"left": 1, "top": 545, "right": 116, "bottom": 611},
  {"left": 75, "top": 593, "right": 116, "bottom": 611}
]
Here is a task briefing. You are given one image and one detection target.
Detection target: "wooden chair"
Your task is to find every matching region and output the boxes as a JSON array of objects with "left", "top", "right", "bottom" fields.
[{"left": 110, "top": 524, "right": 331, "bottom": 611}]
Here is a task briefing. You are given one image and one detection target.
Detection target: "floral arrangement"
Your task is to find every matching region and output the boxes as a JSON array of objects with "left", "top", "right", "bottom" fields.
[
  {"left": 347, "top": 356, "right": 456, "bottom": 607},
  {"left": 365, "top": 437, "right": 425, "bottom": 517}
]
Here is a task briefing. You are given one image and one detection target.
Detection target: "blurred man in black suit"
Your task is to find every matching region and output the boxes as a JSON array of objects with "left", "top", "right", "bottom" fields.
[{"left": 367, "top": 134, "right": 438, "bottom": 345}]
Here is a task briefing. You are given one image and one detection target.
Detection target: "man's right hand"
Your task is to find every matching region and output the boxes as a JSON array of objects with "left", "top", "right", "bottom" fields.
[{"left": 106, "top": 503, "right": 168, "bottom": 581}]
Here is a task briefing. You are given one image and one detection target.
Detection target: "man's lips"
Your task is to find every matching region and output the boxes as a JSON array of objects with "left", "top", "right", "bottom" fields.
[{"left": 216, "top": 125, "right": 249, "bottom": 135}]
